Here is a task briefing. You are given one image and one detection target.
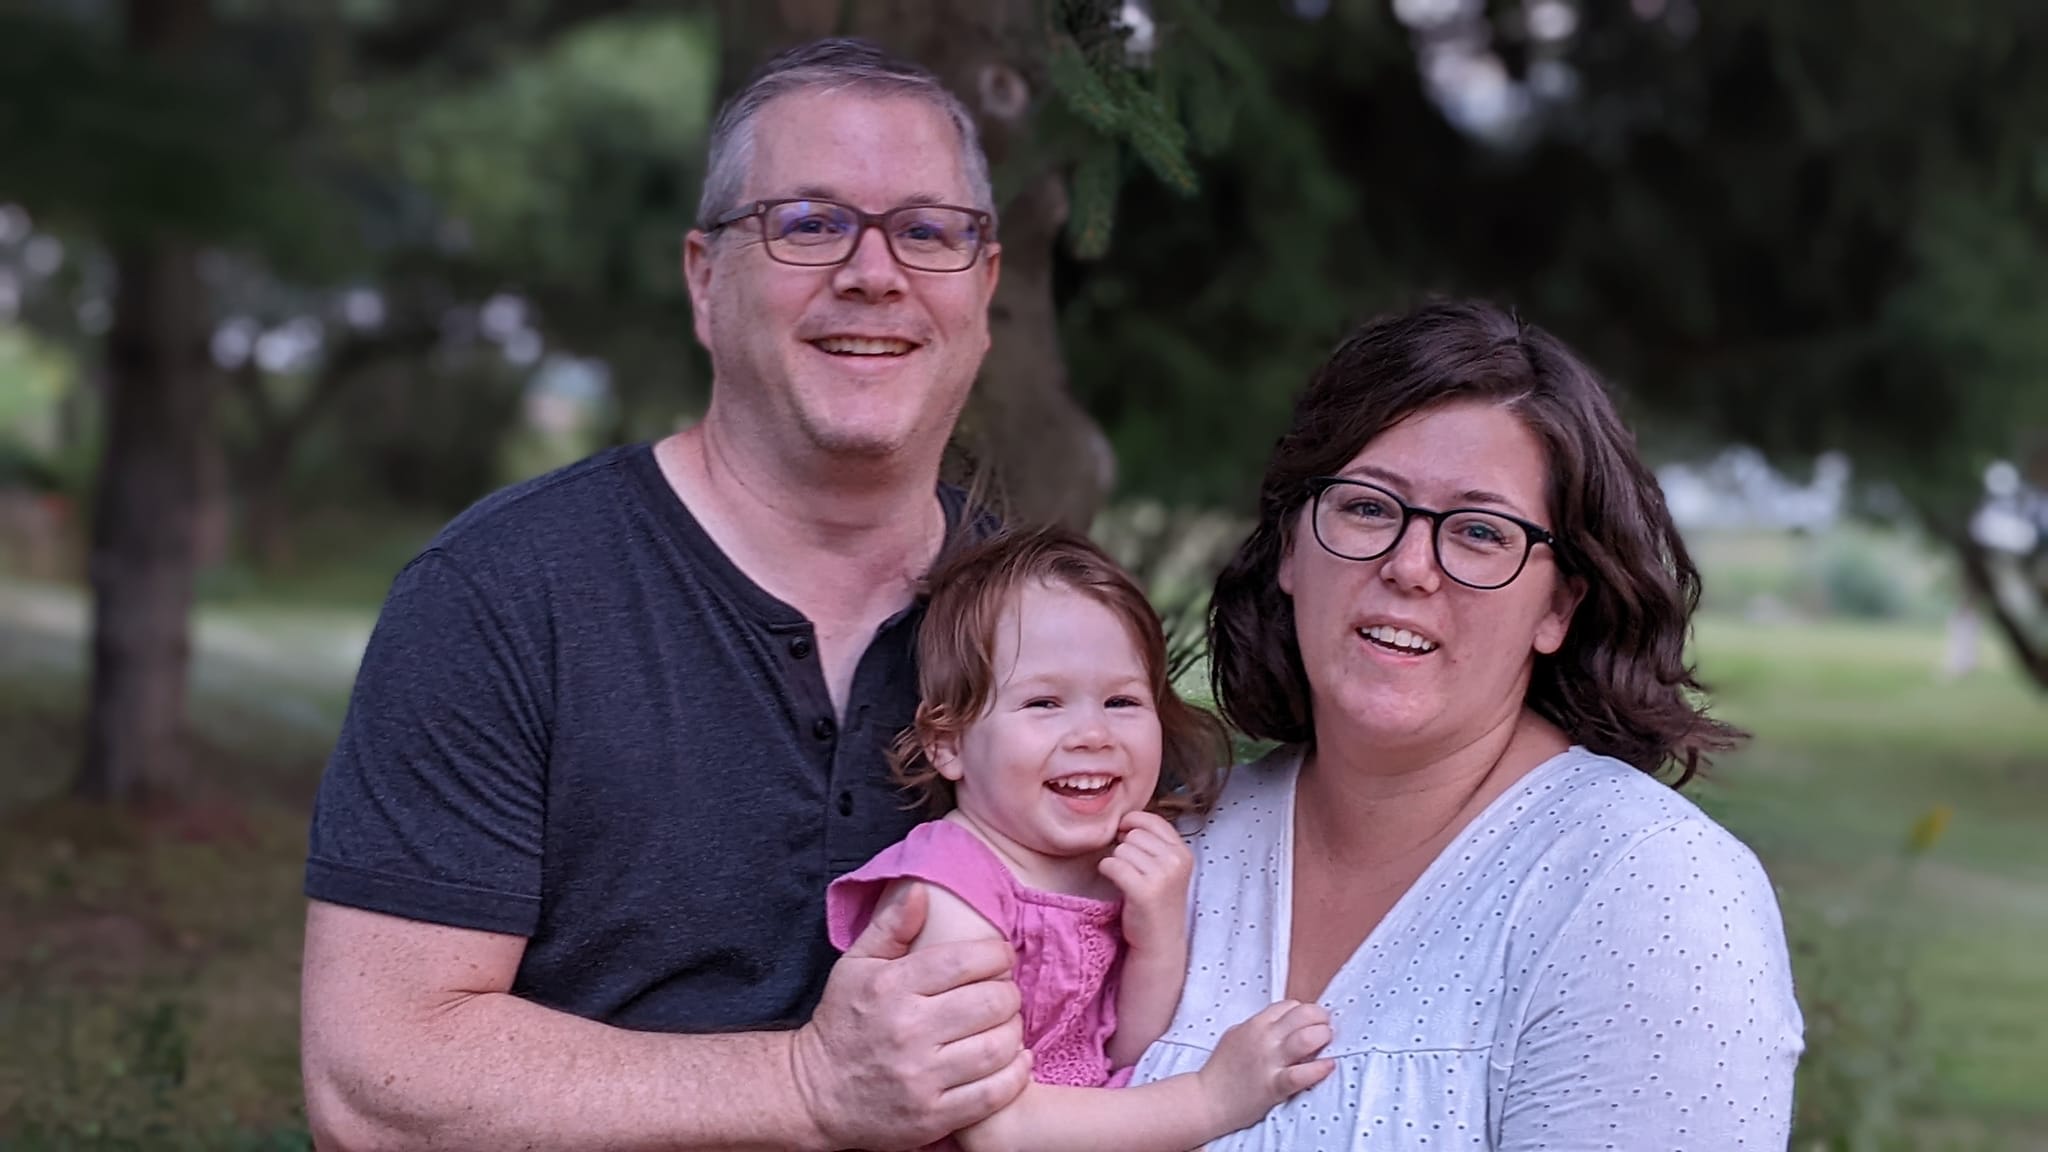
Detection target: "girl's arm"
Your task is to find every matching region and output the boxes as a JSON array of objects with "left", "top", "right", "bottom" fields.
[
  {"left": 883, "top": 873, "right": 1335, "bottom": 1152},
  {"left": 955, "top": 1000, "right": 1335, "bottom": 1152},
  {"left": 1099, "top": 812, "right": 1194, "bottom": 1067}
]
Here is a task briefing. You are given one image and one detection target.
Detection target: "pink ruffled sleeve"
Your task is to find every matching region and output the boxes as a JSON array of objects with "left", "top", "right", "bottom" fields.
[{"left": 826, "top": 820, "right": 1018, "bottom": 951}]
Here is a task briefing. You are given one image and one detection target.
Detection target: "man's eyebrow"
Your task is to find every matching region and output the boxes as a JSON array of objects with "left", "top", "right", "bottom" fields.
[{"left": 786, "top": 186, "right": 949, "bottom": 209}]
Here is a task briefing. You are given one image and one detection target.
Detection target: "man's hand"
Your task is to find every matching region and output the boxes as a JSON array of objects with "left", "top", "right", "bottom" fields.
[
  {"left": 1098, "top": 811, "right": 1193, "bottom": 957},
  {"left": 1195, "top": 999, "right": 1335, "bottom": 1134},
  {"left": 790, "top": 882, "right": 1032, "bottom": 1151}
]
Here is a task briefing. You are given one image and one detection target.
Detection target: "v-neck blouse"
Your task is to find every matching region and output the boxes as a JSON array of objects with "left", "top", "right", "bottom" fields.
[{"left": 1129, "top": 745, "right": 1802, "bottom": 1150}]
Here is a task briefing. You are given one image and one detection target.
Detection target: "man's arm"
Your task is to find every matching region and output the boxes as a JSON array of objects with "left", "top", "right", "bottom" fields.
[{"left": 302, "top": 886, "right": 1031, "bottom": 1152}]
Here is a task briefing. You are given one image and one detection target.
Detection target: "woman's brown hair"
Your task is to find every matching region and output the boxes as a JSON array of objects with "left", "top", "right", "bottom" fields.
[
  {"left": 898, "top": 525, "right": 1231, "bottom": 818},
  {"left": 1209, "top": 298, "right": 1743, "bottom": 785}
]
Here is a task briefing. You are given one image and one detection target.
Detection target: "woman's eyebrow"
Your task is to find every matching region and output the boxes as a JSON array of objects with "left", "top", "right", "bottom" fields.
[{"left": 1343, "top": 464, "right": 1520, "bottom": 511}]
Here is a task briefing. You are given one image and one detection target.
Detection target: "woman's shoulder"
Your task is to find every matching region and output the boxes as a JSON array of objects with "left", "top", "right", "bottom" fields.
[
  {"left": 1184, "top": 744, "right": 1300, "bottom": 845},
  {"left": 1518, "top": 748, "right": 1760, "bottom": 865},
  {"left": 1501, "top": 747, "right": 1782, "bottom": 930}
]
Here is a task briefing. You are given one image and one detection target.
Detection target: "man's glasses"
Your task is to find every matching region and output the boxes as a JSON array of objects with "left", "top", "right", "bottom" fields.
[
  {"left": 1306, "top": 477, "right": 1562, "bottom": 591},
  {"left": 705, "top": 198, "right": 994, "bottom": 273}
]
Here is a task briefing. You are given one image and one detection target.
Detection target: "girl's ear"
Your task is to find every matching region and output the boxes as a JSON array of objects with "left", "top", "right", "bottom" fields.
[{"left": 928, "top": 730, "right": 965, "bottom": 783}]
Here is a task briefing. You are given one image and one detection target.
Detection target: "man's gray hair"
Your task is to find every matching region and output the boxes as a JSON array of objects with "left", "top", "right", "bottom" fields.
[{"left": 695, "top": 38, "right": 996, "bottom": 232}]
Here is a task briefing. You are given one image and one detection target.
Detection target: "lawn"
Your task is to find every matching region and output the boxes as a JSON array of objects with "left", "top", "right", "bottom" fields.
[
  {"left": 1, "top": 579, "right": 2043, "bottom": 1147},
  {"left": 1692, "top": 616, "right": 2048, "bottom": 1148}
]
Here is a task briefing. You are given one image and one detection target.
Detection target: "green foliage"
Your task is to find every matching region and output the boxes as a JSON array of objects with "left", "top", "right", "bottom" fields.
[
  {"left": 1692, "top": 613, "right": 2048, "bottom": 1139},
  {"left": 0, "top": 11, "right": 360, "bottom": 279},
  {"left": 1067, "top": 135, "right": 1122, "bottom": 259},
  {"left": 0, "top": 327, "right": 86, "bottom": 505},
  {"left": 1054, "top": 0, "right": 2048, "bottom": 541},
  {"left": 391, "top": 12, "right": 715, "bottom": 304},
  {"left": 1687, "top": 527, "right": 1954, "bottom": 624},
  {"left": 1042, "top": 0, "right": 1237, "bottom": 259},
  {"left": 1814, "top": 531, "right": 1916, "bottom": 620},
  {"left": 3, "top": 993, "right": 313, "bottom": 1151},
  {"left": 1047, "top": 33, "right": 1123, "bottom": 133},
  {"left": 1783, "top": 827, "right": 1945, "bottom": 1150}
]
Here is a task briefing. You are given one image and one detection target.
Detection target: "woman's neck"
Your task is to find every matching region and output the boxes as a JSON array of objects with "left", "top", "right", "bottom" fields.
[{"left": 1295, "top": 709, "right": 1569, "bottom": 871}]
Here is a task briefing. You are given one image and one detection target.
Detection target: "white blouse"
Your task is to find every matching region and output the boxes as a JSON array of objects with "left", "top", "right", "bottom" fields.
[{"left": 1132, "top": 745, "right": 1802, "bottom": 1150}]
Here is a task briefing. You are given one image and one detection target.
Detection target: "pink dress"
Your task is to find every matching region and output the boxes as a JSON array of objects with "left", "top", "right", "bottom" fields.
[{"left": 826, "top": 819, "right": 1134, "bottom": 1091}]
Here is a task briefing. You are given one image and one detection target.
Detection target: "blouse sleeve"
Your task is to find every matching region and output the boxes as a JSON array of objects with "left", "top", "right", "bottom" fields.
[
  {"left": 1497, "top": 818, "right": 1804, "bottom": 1151},
  {"left": 825, "top": 821, "right": 1017, "bottom": 951}
]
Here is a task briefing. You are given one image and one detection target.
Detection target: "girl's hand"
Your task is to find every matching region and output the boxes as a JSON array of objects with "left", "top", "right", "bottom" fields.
[
  {"left": 1196, "top": 1000, "right": 1336, "bottom": 1133},
  {"left": 1098, "top": 811, "right": 1193, "bottom": 956}
]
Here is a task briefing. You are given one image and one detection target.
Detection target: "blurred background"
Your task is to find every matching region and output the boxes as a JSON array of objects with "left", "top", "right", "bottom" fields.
[{"left": 1, "top": 0, "right": 2044, "bottom": 1147}]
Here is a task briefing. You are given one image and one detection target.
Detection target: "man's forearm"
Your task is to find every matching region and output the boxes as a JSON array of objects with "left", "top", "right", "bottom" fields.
[{"left": 304, "top": 990, "right": 828, "bottom": 1152}]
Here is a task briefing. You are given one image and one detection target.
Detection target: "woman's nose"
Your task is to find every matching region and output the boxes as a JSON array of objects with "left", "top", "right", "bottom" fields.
[{"left": 1380, "top": 516, "right": 1443, "bottom": 591}]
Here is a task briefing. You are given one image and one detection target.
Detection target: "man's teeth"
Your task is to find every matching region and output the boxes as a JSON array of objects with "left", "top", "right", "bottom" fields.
[
  {"left": 1361, "top": 625, "right": 1439, "bottom": 653},
  {"left": 1048, "top": 775, "right": 1113, "bottom": 796},
  {"left": 815, "top": 336, "right": 913, "bottom": 356}
]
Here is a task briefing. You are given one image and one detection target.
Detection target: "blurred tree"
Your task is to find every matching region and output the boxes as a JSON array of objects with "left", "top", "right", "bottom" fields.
[
  {"left": 6, "top": 0, "right": 2047, "bottom": 812},
  {"left": 37, "top": 0, "right": 224, "bottom": 801},
  {"left": 1054, "top": 0, "right": 2048, "bottom": 683},
  {"left": 0, "top": 0, "right": 718, "bottom": 801}
]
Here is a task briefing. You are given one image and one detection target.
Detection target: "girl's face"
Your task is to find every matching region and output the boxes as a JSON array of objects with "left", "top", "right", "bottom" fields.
[{"left": 932, "top": 580, "right": 1163, "bottom": 890}]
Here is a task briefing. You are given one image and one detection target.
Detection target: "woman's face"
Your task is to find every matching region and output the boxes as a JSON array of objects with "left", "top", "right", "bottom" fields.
[{"left": 1278, "top": 401, "right": 1581, "bottom": 755}]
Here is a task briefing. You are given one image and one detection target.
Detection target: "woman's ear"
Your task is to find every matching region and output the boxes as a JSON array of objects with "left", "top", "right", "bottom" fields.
[{"left": 1534, "top": 573, "right": 1587, "bottom": 656}]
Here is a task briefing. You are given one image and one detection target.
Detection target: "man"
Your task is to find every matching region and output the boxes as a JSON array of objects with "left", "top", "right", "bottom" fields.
[{"left": 300, "top": 40, "right": 1031, "bottom": 1150}]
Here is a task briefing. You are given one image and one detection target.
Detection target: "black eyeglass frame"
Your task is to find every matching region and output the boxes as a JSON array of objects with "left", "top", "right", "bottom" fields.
[
  {"left": 704, "top": 197, "right": 996, "bottom": 273},
  {"left": 1304, "top": 476, "right": 1565, "bottom": 590}
]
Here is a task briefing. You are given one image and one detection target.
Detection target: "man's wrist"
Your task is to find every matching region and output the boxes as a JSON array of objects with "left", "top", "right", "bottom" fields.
[{"left": 778, "top": 1022, "right": 839, "bottom": 1152}]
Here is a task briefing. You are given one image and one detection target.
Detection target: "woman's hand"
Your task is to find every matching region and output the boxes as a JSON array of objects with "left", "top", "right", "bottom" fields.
[
  {"left": 1195, "top": 1000, "right": 1336, "bottom": 1133},
  {"left": 1099, "top": 811, "right": 1194, "bottom": 957}
]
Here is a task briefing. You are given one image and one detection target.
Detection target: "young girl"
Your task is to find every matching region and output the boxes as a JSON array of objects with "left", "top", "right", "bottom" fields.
[{"left": 827, "top": 526, "right": 1334, "bottom": 1152}]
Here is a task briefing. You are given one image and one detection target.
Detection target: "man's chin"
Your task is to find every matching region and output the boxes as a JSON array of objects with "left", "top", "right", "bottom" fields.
[{"left": 797, "top": 420, "right": 923, "bottom": 462}]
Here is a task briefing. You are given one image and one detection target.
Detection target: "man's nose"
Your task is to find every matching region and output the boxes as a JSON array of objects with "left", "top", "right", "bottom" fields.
[{"left": 830, "top": 224, "right": 908, "bottom": 300}]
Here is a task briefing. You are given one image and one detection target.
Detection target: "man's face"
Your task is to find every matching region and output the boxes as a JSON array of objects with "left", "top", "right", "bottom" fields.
[{"left": 685, "top": 90, "right": 1000, "bottom": 464}]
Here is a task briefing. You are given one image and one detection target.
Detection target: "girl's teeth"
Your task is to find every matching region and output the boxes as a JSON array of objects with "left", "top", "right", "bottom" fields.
[{"left": 1049, "top": 776, "right": 1112, "bottom": 795}]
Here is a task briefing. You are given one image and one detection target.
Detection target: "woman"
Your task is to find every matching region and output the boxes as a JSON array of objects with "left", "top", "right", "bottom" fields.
[{"left": 1131, "top": 300, "right": 1802, "bottom": 1148}]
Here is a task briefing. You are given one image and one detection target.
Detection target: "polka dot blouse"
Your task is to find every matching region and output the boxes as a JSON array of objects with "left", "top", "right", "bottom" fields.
[{"left": 1130, "top": 745, "right": 1803, "bottom": 1150}]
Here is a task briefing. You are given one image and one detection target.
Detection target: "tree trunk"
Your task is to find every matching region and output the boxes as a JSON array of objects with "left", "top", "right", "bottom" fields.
[
  {"left": 719, "top": 0, "right": 1116, "bottom": 528},
  {"left": 1953, "top": 532, "right": 2048, "bottom": 691},
  {"left": 75, "top": 0, "right": 214, "bottom": 804}
]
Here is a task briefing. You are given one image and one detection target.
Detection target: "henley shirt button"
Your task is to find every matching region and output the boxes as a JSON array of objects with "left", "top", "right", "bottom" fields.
[
  {"left": 813, "top": 716, "right": 836, "bottom": 741},
  {"left": 789, "top": 636, "right": 813, "bottom": 659},
  {"left": 837, "top": 790, "right": 854, "bottom": 817}
]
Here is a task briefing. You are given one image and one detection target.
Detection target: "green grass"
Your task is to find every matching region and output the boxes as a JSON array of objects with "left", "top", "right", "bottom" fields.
[
  {"left": 1, "top": 578, "right": 2044, "bottom": 1147},
  {"left": 0, "top": 581, "right": 348, "bottom": 1144},
  {"left": 1691, "top": 615, "right": 2048, "bottom": 1146}
]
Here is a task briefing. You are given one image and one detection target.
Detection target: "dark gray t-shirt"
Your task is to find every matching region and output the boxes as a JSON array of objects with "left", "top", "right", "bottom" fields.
[{"left": 306, "top": 443, "right": 959, "bottom": 1031}]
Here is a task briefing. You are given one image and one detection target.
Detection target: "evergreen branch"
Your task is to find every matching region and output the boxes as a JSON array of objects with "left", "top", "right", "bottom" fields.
[
  {"left": 1048, "top": 33, "right": 1124, "bottom": 132},
  {"left": 1068, "top": 134, "right": 1121, "bottom": 259}
]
